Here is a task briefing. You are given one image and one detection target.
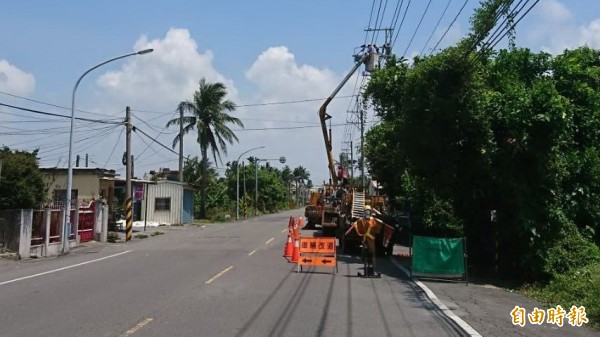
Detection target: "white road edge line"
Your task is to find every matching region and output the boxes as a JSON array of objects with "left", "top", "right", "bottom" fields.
[
  {"left": 120, "top": 317, "right": 153, "bottom": 337},
  {"left": 390, "top": 258, "right": 482, "bottom": 337},
  {"left": 205, "top": 266, "right": 234, "bottom": 284},
  {"left": 0, "top": 250, "right": 132, "bottom": 286},
  {"left": 248, "top": 249, "right": 257, "bottom": 256},
  {"left": 265, "top": 238, "right": 274, "bottom": 245}
]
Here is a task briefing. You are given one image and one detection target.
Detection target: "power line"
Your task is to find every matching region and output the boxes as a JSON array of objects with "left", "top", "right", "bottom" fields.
[
  {"left": 236, "top": 95, "right": 357, "bottom": 108},
  {"left": 0, "top": 89, "right": 124, "bottom": 119},
  {"left": 482, "top": 0, "right": 532, "bottom": 51},
  {"left": 420, "top": 0, "right": 454, "bottom": 55},
  {"left": 389, "top": 0, "right": 405, "bottom": 34},
  {"left": 134, "top": 127, "right": 179, "bottom": 157},
  {"left": 365, "top": 0, "right": 378, "bottom": 44},
  {"left": 403, "top": 0, "right": 433, "bottom": 56},
  {"left": 469, "top": 0, "right": 538, "bottom": 67},
  {"left": 233, "top": 123, "right": 347, "bottom": 132},
  {"left": 104, "top": 128, "right": 124, "bottom": 168},
  {"left": 373, "top": 0, "right": 390, "bottom": 44},
  {"left": 429, "top": 0, "right": 470, "bottom": 56},
  {"left": 392, "top": 0, "right": 412, "bottom": 50},
  {"left": 134, "top": 108, "right": 179, "bottom": 160},
  {"left": 371, "top": 0, "right": 384, "bottom": 44},
  {"left": 464, "top": 0, "right": 515, "bottom": 58},
  {"left": 0, "top": 102, "right": 124, "bottom": 125}
]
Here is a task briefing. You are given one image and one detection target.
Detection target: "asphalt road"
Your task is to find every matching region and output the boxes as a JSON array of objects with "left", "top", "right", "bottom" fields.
[{"left": 0, "top": 209, "right": 466, "bottom": 337}]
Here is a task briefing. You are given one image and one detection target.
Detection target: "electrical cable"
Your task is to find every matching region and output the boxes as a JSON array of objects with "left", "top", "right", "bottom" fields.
[
  {"left": 420, "top": 0, "right": 454, "bottom": 55},
  {"left": 391, "top": 0, "right": 412, "bottom": 50},
  {"left": 371, "top": 0, "right": 384, "bottom": 45},
  {"left": 0, "top": 102, "right": 124, "bottom": 125},
  {"left": 0, "top": 89, "right": 124, "bottom": 119},
  {"left": 103, "top": 128, "right": 125, "bottom": 168},
  {"left": 403, "top": 0, "right": 433, "bottom": 56},
  {"left": 365, "top": 0, "right": 378, "bottom": 44},
  {"left": 428, "top": 0, "right": 470, "bottom": 56}
]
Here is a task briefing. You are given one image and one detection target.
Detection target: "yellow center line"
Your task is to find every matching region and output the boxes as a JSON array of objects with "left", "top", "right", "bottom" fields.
[
  {"left": 265, "top": 238, "right": 274, "bottom": 245},
  {"left": 248, "top": 249, "right": 257, "bottom": 256},
  {"left": 121, "top": 317, "right": 153, "bottom": 337},
  {"left": 205, "top": 266, "right": 234, "bottom": 284}
]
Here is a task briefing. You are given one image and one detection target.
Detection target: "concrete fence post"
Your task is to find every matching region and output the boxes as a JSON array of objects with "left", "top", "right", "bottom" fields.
[
  {"left": 44, "top": 208, "right": 51, "bottom": 257},
  {"left": 74, "top": 200, "right": 80, "bottom": 246},
  {"left": 101, "top": 204, "right": 108, "bottom": 242},
  {"left": 18, "top": 209, "right": 33, "bottom": 259}
]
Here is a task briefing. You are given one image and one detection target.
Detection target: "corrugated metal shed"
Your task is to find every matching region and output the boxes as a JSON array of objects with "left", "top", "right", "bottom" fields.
[{"left": 142, "top": 181, "right": 194, "bottom": 225}]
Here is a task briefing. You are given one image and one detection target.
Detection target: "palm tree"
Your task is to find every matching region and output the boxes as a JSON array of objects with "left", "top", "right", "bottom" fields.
[
  {"left": 292, "top": 166, "right": 310, "bottom": 204},
  {"left": 166, "top": 78, "right": 243, "bottom": 218}
]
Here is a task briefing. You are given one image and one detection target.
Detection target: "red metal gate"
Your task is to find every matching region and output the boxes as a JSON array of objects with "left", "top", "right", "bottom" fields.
[{"left": 78, "top": 202, "right": 95, "bottom": 242}]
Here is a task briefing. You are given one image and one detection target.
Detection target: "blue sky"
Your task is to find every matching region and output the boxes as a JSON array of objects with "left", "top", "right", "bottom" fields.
[{"left": 1, "top": 0, "right": 599, "bottom": 185}]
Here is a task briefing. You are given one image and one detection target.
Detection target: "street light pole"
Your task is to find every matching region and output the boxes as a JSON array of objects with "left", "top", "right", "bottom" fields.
[
  {"left": 236, "top": 146, "right": 265, "bottom": 220},
  {"left": 64, "top": 48, "right": 153, "bottom": 253}
]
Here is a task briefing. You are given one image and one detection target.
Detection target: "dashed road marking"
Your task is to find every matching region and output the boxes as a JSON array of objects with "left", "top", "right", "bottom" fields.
[
  {"left": 265, "top": 238, "right": 274, "bottom": 245},
  {"left": 205, "top": 266, "right": 234, "bottom": 284},
  {"left": 248, "top": 249, "right": 257, "bottom": 256},
  {"left": 120, "top": 317, "right": 153, "bottom": 336}
]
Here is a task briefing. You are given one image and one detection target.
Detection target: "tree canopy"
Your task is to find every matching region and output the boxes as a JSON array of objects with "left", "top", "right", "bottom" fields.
[
  {"left": 0, "top": 147, "right": 46, "bottom": 209},
  {"left": 364, "top": 44, "right": 600, "bottom": 280}
]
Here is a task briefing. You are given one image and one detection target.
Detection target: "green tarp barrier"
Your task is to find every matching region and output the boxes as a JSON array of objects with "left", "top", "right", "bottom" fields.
[{"left": 412, "top": 236, "right": 465, "bottom": 277}]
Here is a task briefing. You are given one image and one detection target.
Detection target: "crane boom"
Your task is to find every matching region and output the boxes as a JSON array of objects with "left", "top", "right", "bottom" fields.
[{"left": 318, "top": 53, "right": 369, "bottom": 187}]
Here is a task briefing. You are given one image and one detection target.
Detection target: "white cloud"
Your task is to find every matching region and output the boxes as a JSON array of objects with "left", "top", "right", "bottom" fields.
[
  {"left": 538, "top": 0, "right": 572, "bottom": 22},
  {"left": 0, "top": 60, "right": 35, "bottom": 96},
  {"left": 96, "top": 28, "right": 237, "bottom": 110},
  {"left": 525, "top": 0, "right": 600, "bottom": 53},
  {"left": 242, "top": 46, "right": 357, "bottom": 184},
  {"left": 578, "top": 19, "right": 600, "bottom": 49},
  {"left": 245, "top": 46, "right": 339, "bottom": 109},
  {"left": 87, "top": 32, "right": 361, "bottom": 184},
  {"left": 88, "top": 28, "right": 240, "bottom": 174}
]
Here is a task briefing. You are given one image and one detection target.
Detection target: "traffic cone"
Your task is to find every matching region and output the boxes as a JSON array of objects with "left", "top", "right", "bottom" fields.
[
  {"left": 284, "top": 231, "right": 293, "bottom": 258},
  {"left": 298, "top": 216, "right": 304, "bottom": 229},
  {"left": 288, "top": 216, "right": 294, "bottom": 230},
  {"left": 291, "top": 227, "right": 300, "bottom": 263}
]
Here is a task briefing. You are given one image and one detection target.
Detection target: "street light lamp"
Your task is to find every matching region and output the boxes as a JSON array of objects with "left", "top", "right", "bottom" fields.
[
  {"left": 236, "top": 146, "right": 265, "bottom": 220},
  {"left": 64, "top": 48, "right": 154, "bottom": 253},
  {"left": 255, "top": 156, "right": 286, "bottom": 216}
]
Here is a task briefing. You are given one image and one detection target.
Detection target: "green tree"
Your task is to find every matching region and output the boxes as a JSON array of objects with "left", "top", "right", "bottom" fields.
[
  {"left": 0, "top": 148, "right": 46, "bottom": 209},
  {"left": 166, "top": 78, "right": 243, "bottom": 218}
]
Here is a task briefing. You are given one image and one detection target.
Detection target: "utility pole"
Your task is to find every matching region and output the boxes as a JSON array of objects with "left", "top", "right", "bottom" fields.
[
  {"left": 125, "top": 106, "right": 133, "bottom": 241},
  {"left": 350, "top": 140, "right": 354, "bottom": 182},
  {"left": 360, "top": 105, "right": 365, "bottom": 192},
  {"left": 179, "top": 107, "right": 184, "bottom": 182}
]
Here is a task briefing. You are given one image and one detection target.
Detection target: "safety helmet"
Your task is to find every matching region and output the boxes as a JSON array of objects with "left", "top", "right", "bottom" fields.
[{"left": 364, "top": 205, "right": 372, "bottom": 211}]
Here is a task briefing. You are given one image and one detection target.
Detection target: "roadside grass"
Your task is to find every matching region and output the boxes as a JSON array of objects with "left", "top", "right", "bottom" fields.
[
  {"left": 193, "top": 219, "right": 212, "bottom": 226},
  {"left": 520, "top": 262, "right": 600, "bottom": 330},
  {"left": 107, "top": 232, "right": 120, "bottom": 243},
  {"left": 151, "top": 231, "right": 163, "bottom": 236},
  {"left": 135, "top": 234, "right": 149, "bottom": 239}
]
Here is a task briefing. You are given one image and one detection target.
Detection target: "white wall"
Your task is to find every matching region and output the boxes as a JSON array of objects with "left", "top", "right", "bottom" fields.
[{"left": 142, "top": 181, "right": 184, "bottom": 224}]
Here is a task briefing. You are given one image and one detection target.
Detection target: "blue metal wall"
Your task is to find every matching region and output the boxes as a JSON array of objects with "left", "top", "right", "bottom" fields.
[{"left": 182, "top": 189, "right": 194, "bottom": 224}]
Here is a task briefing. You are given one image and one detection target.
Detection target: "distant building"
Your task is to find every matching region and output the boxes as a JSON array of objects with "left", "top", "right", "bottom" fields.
[
  {"left": 141, "top": 180, "right": 194, "bottom": 225},
  {"left": 40, "top": 167, "right": 117, "bottom": 204}
]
